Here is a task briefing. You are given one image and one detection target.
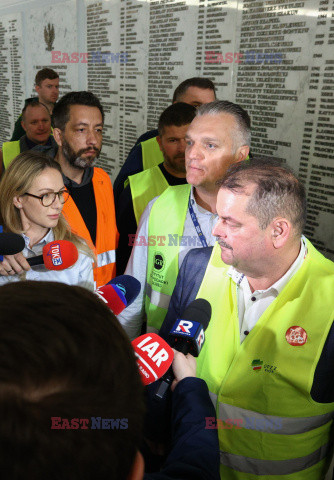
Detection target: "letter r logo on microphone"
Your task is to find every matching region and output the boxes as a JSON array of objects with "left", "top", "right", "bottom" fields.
[{"left": 176, "top": 320, "right": 193, "bottom": 334}]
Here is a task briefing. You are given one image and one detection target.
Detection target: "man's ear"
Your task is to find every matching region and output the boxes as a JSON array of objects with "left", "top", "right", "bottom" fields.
[
  {"left": 270, "top": 218, "right": 291, "bottom": 249},
  {"left": 35, "top": 84, "right": 40, "bottom": 95},
  {"left": 126, "top": 451, "right": 144, "bottom": 480},
  {"left": 21, "top": 120, "right": 27, "bottom": 133},
  {"left": 156, "top": 135, "right": 163, "bottom": 153},
  {"left": 52, "top": 128, "right": 63, "bottom": 147},
  {"left": 235, "top": 145, "right": 250, "bottom": 163}
]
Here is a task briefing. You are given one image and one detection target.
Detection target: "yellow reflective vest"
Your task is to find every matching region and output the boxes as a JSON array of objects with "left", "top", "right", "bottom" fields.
[
  {"left": 129, "top": 165, "right": 169, "bottom": 225},
  {"left": 2, "top": 141, "right": 20, "bottom": 169},
  {"left": 196, "top": 240, "right": 334, "bottom": 479},
  {"left": 145, "top": 184, "right": 191, "bottom": 330},
  {"left": 141, "top": 136, "right": 164, "bottom": 170}
]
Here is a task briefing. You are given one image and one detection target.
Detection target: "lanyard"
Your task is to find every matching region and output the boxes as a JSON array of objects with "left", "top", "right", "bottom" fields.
[{"left": 188, "top": 195, "right": 208, "bottom": 248}]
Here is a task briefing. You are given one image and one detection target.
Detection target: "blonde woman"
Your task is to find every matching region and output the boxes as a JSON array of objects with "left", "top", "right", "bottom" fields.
[{"left": 0, "top": 151, "right": 94, "bottom": 290}]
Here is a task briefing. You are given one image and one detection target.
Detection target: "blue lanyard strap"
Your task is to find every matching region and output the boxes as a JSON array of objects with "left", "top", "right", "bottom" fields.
[{"left": 188, "top": 195, "right": 208, "bottom": 248}]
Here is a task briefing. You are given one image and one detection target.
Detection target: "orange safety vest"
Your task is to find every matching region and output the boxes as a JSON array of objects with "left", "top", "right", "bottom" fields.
[{"left": 62, "top": 167, "right": 118, "bottom": 287}]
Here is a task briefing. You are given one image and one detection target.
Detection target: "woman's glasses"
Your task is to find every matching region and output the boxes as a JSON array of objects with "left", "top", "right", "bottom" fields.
[{"left": 23, "top": 189, "right": 70, "bottom": 207}]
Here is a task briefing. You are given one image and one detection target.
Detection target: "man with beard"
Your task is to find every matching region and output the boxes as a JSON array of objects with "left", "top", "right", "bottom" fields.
[
  {"left": 52, "top": 91, "right": 118, "bottom": 287},
  {"left": 113, "top": 77, "right": 216, "bottom": 203},
  {"left": 116, "top": 103, "right": 196, "bottom": 274}
]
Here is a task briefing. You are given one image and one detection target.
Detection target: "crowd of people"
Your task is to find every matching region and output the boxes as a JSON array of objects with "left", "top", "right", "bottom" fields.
[{"left": 0, "top": 68, "right": 333, "bottom": 480}]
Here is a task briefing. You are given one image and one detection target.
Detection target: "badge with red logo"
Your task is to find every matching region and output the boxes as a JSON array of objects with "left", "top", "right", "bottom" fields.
[{"left": 286, "top": 326, "right": 307, "bottom": 346}]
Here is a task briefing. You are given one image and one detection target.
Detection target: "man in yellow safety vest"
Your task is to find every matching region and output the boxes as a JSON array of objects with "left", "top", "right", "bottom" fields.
[{"left": 159, "top": 157, "right": 334, "bottom": 480}]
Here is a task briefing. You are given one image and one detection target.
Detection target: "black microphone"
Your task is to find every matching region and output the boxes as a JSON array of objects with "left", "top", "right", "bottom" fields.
[
  {"left": 155, "top": 298, "right": 211, "bottom": 400},
  {"left": 0, "top": 233, "right": 25, "bottom": 261}
]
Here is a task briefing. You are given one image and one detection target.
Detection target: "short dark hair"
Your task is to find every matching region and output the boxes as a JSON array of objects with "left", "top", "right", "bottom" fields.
[
  {"left": 21, "top": 100, "right": 50, "bottom": 122},
  {"left": 172, "top": 77, "right": 216, "bottom": 103},
  {"left": 197, "top": 100, "right": 251, "bottom": 148},
  {"left": 158, "top": 102, "right": 196, "bottom": 136},
  {"left": 52, "top": 91, "right": 105, "bottom": 130},
  {"left": 0, "top": 281, "right": 145, "bottom": 480},
  {"left": 35, "top": 68, "right": 59, "bottom": 86},
  {"left": 218, "top": 157, "right": 307, "bottom": 236}
]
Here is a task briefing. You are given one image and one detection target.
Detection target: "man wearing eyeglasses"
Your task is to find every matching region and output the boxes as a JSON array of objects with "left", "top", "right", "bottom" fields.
[{"left": 0, "top": 101, "right": 57, "bottom": 175}]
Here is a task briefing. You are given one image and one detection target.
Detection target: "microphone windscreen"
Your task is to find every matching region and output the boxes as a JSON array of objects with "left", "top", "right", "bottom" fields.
[
  {"left": 108, "top": 275, "right": 141, "bottom": 307},
  {"left": 42, "top": 240, "right": 79, "bottom": 271},
  {"left": 132, "top": 333, "right": 174, "bottom": 386},
  {"left": 181, "top": 298, "right": 211, "bottom": 331},
  {"left": 96, "top": 284, "right": 127, "bottom": 315},
  {"left": 0, "top": 233, "right": 25, "bottom": 255}
]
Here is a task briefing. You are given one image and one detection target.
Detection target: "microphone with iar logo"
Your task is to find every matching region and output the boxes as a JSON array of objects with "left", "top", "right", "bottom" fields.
[{"left": 132, "top": 333, "right": 174, "bottom": 386}]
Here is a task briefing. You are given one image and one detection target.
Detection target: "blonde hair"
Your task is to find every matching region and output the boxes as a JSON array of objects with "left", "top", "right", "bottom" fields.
[{"left": 0, "top": 151, "right": 94, "bottom": 260}]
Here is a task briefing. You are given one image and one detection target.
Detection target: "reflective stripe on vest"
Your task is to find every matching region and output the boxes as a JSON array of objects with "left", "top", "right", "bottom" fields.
[
  {"left": 141, "top": 136, "right": 164, "bottom": 170},
  {"left": 218, "top": 402, "right": 334, "bottom": 435},
  {"left": 97, "top": 249, "right": 116, "bottom": 268},
  {"left": 2, "top": 141, "right": 20, "bottom": 169},
  {"left": 145, "top": 282, "right": 171, "bottom": 309},
  {"left": 145, "top": 184, "right": 191, "bottom": 331},
  {"left": 129, "top": 165, "right": 169, "bottom": 224},
  {"left": 195, "top": 241, "right": 334, "bottom": 479},
  {"left": 220, "top": 443, "right": 330, "bottom": 476}
]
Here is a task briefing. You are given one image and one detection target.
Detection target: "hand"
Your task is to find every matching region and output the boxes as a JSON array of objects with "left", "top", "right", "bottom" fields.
[
  {"left": 0, "top": 253, "right": 30, "bottom": 276},
  {"left": 171, "top": 349, "right": 196, "bottom": 391}
]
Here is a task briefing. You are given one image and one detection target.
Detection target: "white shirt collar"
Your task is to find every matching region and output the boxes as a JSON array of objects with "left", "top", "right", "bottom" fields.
[
  {"left": 228, "top": 236, "right": 308, "bottom": 295},
  {"left": 22, "top": 229, "right": 54, "bottom": 250}
]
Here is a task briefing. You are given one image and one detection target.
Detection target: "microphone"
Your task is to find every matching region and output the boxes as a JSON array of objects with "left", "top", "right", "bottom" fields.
[
  {"left": 132, "top": 333, "right": 174, "bottom": 385},
  {"left": 108, "top": 275, "right": 141, "bottom": 307},
  {"left": 155, "top": 298, "right": 211, "bottom": 400},
  {"left": 0, "top": 232, "right": 25, "bottom": 261},
  {"left": 167, "top": 298, "right": 211, "bottom": 356},
  {"left": 95, "top": 275, "right": 141, "bottom": 315},
  {"left": 27, "top": 240, "right": 79, "bottom": 270}
]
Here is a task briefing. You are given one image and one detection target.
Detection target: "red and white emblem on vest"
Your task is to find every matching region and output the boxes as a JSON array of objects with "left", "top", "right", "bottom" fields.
[{"left": 285, "top": 326, "right": 307, "bottom": 346}]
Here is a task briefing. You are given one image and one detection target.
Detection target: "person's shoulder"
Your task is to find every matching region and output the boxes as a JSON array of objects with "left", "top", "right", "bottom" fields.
[
  {"left": 93, "top": 167, "right": 113, "bottom": 185},
  {"left": 305, "top": 238, "right": 334, "bottom": 275},
  {"left": 183, "top": 246, "right": 213, "bottom": 265},
  {"left": 137, "top": 129, "right": 159, "bottom": 144},
  {"left": 93, "top": 166, "right": 109, "bottom": 177},
  {"left": 159, "top": 183, "right": 191, "bottom": 200}
]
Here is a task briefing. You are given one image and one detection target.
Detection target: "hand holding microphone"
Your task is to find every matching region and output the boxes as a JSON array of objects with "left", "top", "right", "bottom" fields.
[
  {"left": 0, "top": 231, "right": 28, "bottom": 275},
  {"left": 0, "top": 235, "right": 79, "bottom": 276},
  {"left": 170, "top": 349, "right": 196, "bottom": 392},
  {"left": 131, "top": 331, "right": 197, "bottom": 389}
]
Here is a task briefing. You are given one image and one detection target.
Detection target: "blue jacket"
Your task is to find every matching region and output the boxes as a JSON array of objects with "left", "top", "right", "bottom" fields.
[{"left": 145, "top": 377, "right": 220, "bottom": 480}]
